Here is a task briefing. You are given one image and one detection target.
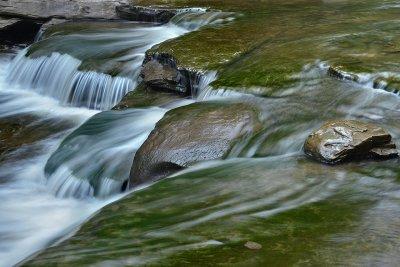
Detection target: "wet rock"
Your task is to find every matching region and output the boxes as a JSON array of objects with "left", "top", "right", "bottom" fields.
[
  {"left": 373, "top": 76, "right": 400, "bottom": 94},
  {"left": 112, "top": 83, "right": 185, "bottom": 110},
  {"left": 129, "top": 102, "right": 262, "bottom": 187},
  {"left": 304, "top": 120, "right": 398, "bottom": 164},
  {"left": 139, "top": 53, "right": 194, "bottom": 95},
  {"left": 116, "top": 5, "right": 177, "bottom": 23},
  {"left": 0, "top": 17, "right": 42, "bottom": 45},
  {"left": 327, "top": 66, "right": 359, "bottom": 82},
  {"left": 0, "top": 0, "right": 128, "bottom": 20}
]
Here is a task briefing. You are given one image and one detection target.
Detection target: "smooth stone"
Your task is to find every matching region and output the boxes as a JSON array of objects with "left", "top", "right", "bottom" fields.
[
  {"left": 244, "top": 241, "right": 262, "bottom": 250},
  {"left": 129, "top": 101, "right": 262, "bottom": 187},
  {"left": 327, "top": 66, "right": 359, "bottom": 83},
  {"left": 304, "top": 120, "right": 398, "bottom": 164}
]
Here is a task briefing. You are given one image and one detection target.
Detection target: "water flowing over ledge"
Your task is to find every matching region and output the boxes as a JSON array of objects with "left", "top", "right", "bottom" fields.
[{"left": 6, "top": 50, "right": 134, "bottom": 110}]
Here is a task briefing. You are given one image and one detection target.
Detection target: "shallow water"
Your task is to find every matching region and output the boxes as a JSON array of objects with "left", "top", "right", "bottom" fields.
[
  {"left": 2, "top": 1, "right": 400, "bottom": 266},
  {"left": 0, "top": 11, "right": 217, "bottom": 266}
]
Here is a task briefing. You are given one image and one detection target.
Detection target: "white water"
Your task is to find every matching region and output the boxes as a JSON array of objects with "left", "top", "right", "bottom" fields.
[
  {"left": 5, "top": 25, "right": 187, "bottom": 110},
  {"left": 0, "top": 9, "right": 236, "bottom": 265}
]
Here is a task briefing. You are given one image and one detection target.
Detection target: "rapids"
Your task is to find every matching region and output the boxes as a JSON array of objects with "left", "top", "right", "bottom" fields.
[
  {"left": 0, "top": 10, "right": 228, "bottom": 266},
  {"left": 1, "top": 1, "right": 400, "bottom": 266}
]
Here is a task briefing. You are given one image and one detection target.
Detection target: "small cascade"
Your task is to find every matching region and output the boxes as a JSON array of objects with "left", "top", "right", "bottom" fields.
[
  {"left": 6, "top": 50, "right": 134, "bottom": 110},
  {"left": 44, "top": 108, "right": 171, "bottom": 198},
  {"left": 171, "top": 10, "right": 235, "bottom": 30}
]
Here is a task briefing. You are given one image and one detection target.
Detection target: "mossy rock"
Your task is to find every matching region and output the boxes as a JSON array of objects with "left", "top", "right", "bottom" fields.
[{"left": 135, "top": 0, "right": 400, "bottom": 94}]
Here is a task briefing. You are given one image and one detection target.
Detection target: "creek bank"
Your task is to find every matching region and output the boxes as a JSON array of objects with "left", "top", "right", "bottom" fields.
[
  {"left": 129, "top": 101, "right": 263, "bottom": 187},
  {"left": 304, "top": 120, "right": 398, "bottom": 164}
]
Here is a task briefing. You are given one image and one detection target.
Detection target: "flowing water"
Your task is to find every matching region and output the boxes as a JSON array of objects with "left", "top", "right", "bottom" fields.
[
  {"left": 0, "top": 10, "right": 230, "bottom": 266},
  {"left": 2, "top": 1, "right": 400, "bottom": 266}
]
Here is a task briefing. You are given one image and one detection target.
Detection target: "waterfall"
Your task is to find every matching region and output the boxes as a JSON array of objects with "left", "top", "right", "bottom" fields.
[{"left": 6, "top": 50, "right": 134, "bottom": 110}]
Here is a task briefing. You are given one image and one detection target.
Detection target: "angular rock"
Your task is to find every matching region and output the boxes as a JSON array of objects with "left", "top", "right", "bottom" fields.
[
  {"left": 129, "top": 102, "right": 262, "bottom": 187},
  {"left": 0, "top": 0, "right": 128, "bottom": 20},
  {"left": 304, "top": 120, "right": 398, "bottom": 164},
  {"left": 139, "top": 53, "right": 193, "bottom": 95},
  {"left": 116, "top": 5, "right": 177, "bottom": 23}
]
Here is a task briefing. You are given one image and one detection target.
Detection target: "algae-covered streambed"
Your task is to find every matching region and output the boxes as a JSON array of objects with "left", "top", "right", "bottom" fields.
[{"left": 1, "top": 0, "right": 400, "bottom": 266}]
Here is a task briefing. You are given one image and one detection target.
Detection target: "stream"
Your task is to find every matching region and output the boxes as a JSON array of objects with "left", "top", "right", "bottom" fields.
[{"left": 1, "top": 1, "right": 400, "bottom": 266}]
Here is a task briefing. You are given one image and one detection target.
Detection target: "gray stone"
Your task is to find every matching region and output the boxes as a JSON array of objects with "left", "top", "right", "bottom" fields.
[
  {"left": 0, "top": 0, "right": 129, "bottom": 20},
  {"left": 304, "top": 120, "right": 398, "bottom": 164}
]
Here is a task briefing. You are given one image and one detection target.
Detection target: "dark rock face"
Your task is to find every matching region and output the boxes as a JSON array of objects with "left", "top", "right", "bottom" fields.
[
  {"left": 0, "top": 0, "right": 128, "bottom": 20},
  {"left": 304, "top": 120, "right": 398, "bottom": 164},
  {"left": 116, "top": 5, "right": 177, "bottom": 23},
  {"left": 0, "top": 17, "right": 42, "bottom": 45},
  {"left": 129, "top": 102, "right": 262, "bottom": 187},
  {"left": 139, "top": 53, "right": 194, "bottom": 95}
]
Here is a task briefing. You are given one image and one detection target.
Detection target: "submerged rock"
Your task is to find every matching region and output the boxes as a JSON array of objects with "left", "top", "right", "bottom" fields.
[
  {"left": 244, "top": 241, "right": 262, "bottom": 250},
  {"left": 129, "top": 101, "right": 262, "bottom": 187},
  {"left": 139, "top": 53, "right": 194, "bottom": 95},
  {"left": 116, "top": 5, "right": 177, "bottom": 23},
  {"left": 304, "top": 120, "right": 398, "bottom": 164},
  {"left": 112, "top": 83, "right": 185, "bottom": 110}
]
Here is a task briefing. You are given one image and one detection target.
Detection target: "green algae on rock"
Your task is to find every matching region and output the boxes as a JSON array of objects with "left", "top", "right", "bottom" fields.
[
  {"left": 112, "top": 83, "right": 186, "bottom": 110},
  {"left": 135, "top": 0, "right": 400, "bottom": 95}
]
